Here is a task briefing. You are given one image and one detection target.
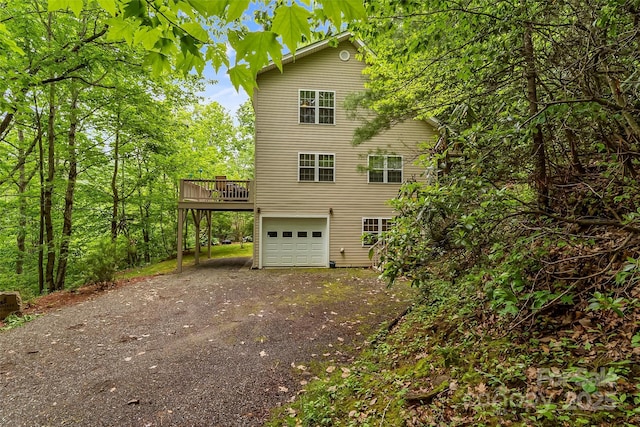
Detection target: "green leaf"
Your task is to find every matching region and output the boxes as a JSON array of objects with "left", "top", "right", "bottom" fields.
[
  {"left": 581, "top": 381, "right": 597, "bottom": 394},
  {"left": 68, "top": 0, "right": 84, "bottom": 17},
  {"left": 123, "top": 0, "right": 145, "bottom": 18},
  {"left": 187, "top": 0, "right": 227, "bottom": 17},
  {"left": 272, "top": 4, "right": 311, "bottom": 55},
  {"left": 226, "top": 0, "right": 249, "bottom": 22},
  {"left": 206, "top": 43, "right": 229, "bottom": 72},
  {"left": 48, "top": 0, "right": 67, "bottom": 11},
  {"left": 177, "top": 52, "right": 205, "bottom": 75},
  {"left": 154, "top": 37, "right": 178, "bottom": 56},
  {"left": 0, "top": 23, "right": 25, "bottom": 55},
  {"left": 143, "top": 51, "right": 171, "bottom": 76},
  {"left": 229, "top": 31, "right": 281, "bottom": 74},
  {"left": 320, "top": 0, "right": 365, "bottom": 29},
  {"left": 133, "top": 26, "right": 163, "bottom": 50},
  {"left": 48, "top": 0, "right": 84, "bottom": 17},
  {"left": 180, "top": 34, "right": 201, "bottom": 57},
  {"left": 228, "top": 64, "right": 256, "bottom": 93},
  {"left": 106, "top": 17, "right": 139, "bottom": 45},
  {"left": 181, "top": 22, "right": 208, "bottom": 42},
  {"left": 97, "top": 0, "right": 117, "bottom": 16}
]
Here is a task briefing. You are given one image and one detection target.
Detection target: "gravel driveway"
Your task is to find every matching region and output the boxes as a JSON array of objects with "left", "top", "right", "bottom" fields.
[{"left": 0, "top": 258, "right": 413, "bottom": 426}]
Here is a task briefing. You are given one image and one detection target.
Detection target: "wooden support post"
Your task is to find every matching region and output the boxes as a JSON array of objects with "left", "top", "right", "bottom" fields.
[
  {"left": 177, "top": 207, "right": 184, "bottom": 273},
  {"left": 207, "top": 211, "right": 212, "bottom": 259},
  {"left": 192, "top": 209, "right": 201, "bottom": 266}
]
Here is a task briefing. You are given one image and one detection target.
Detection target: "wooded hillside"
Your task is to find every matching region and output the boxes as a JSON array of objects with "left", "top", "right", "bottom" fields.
[
  {"left": 272, "top": 1, "right": 640, "bottom": 425},
  {"left": 352, "top": 0, "right": 639, "bottom": 328},
  {"left": 0, "top": 1, "right": 258, "bottom": 297}
]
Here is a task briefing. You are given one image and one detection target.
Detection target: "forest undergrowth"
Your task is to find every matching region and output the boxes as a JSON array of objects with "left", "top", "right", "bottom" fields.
[{"left": 269, "top": 170, "right": 640, "bottom": 426}]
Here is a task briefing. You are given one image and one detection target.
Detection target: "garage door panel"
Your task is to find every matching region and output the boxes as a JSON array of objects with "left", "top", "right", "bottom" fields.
[{"left": 262, "top": 218, "right": 327, "bottom": 267}]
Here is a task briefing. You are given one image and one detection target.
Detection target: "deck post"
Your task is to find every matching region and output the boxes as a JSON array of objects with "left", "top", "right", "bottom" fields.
[
  {"left": 206, "top": 211, "right": 212, "bottom": 259},
  {"left": 192, "top": 209, "right": 201, "bottom": 265},
  {"left": 177, "top": 207, "right": 184, "bottom": 273}
]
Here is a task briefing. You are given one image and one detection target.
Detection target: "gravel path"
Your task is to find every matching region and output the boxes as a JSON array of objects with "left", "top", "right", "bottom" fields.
[{"left": 0, "top": 258, "right": 413, "bottom": 426}]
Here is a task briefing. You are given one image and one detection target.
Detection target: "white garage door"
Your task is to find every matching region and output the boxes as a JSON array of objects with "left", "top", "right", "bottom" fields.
[{"left": 262, "top": 217, "right": 328, "bottom": 267}]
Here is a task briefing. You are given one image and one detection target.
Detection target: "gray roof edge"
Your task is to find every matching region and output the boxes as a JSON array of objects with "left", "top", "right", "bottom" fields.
[{"left": 257, "top": 32, "right": 364, "bottom": 75}]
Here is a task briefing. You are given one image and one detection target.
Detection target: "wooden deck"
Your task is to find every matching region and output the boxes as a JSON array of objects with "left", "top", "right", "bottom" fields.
[
  {"left": 177, "top": 178, "right": 254, "bottom": 273},
  {"left": 178, "top": 179, "right": 254, "bottom": 211}
]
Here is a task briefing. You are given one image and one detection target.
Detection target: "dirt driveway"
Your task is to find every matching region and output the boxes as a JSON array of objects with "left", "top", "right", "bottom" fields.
[{"left": 0, "top": 258, "right": 413, "bottom": 426}]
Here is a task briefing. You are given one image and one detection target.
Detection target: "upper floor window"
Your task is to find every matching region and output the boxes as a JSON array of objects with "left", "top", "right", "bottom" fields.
[
  {"left": 299, "top": 90, "right": 335, "bottom": 124},
  {"left": 368, "top": 155, "right": 403, "bottom": 183},
  {"left": 299, "top": 153, "right": 335, "bottom": 182}
]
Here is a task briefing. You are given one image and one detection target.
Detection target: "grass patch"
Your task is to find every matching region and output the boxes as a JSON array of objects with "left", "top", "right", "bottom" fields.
[
  {"left": 116, "top": 243, "right": 252, "bottom": 280},
  {"left": 0, "top": 313, "right": 38, "bottom": 331}
]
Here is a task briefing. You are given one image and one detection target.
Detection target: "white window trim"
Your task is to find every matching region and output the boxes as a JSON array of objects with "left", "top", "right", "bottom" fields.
[
  {"left": 298, "top": 152, "right": 336, "bottom": 182},
  {"left": 361, "top": 217, "right": 392, "bottom": 247},
  {"left": 367, "top": 154, "right": 403, "bottom": 183},
  {"left": 298, "top": 89, "right": 336, "bottom": 125}
]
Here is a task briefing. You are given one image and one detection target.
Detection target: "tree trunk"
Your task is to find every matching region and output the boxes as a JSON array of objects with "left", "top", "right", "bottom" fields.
[
  {"left": 0, "top": 112, "right": 14, "bottom": 142},
  {"left": 121, "top": 155, "right": 135, "bottom": 265},
  {"left": 38, "top": 109, "right": 45, "bottom": 294},
  {"left": 16, "top": 129, "right": 27, "bottom": 275},
  {"left": 44, "top": 82, "right": 56, "bottom": 292},
  {"left": 136, "top": 159, "right": 151, "bottom": 264},
  {"left": 111, "top": 118, "right": 120, "bottom": 241},
  {"left": 565, "top": 128, "right": 585, "bottom": 175},
  {"left": 523, "top": 22, "right": 549, "bottom": 211},
  {"left": 54, "top": 85, "right": 79, "bottom": 291},
  {"left": 160, "top": 174, "right": 169, "bottom": 255}
]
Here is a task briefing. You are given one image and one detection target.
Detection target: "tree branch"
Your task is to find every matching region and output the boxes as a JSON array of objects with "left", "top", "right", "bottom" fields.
[{"left": 528, "top": 210, "right": 640, "bottom": 234}]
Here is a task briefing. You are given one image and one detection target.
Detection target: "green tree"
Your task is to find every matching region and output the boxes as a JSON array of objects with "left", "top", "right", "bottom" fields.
[
  {"left": 354, "top": 0, "right": 639, "bottom": 312},
  {"left": 0, "top": 1, "right": 204, "bottom": 293}
]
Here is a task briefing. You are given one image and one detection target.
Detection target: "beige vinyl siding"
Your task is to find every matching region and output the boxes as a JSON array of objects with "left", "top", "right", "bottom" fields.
[{"left": 253, "top": 40, "right": 437, "bottom": 267}]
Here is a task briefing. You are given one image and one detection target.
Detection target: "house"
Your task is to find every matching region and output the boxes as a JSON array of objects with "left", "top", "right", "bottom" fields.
[
  {"left": 176, "top": 33, "right": 437, "bottom": 271},
  {"left": 251, "top": 32, "right": 437, "bottom": 268}
]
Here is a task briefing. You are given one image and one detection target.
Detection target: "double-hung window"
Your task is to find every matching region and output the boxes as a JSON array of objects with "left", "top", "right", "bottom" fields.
[
  {"left": 362, "top": 218, "right": 392, "bottom": 246},
  {"left": 368, "top": 155, "right": 403, "bottom": 183},
  {"left": 299, "top": 90, "right": 335, "bottom": 124},
  {"left": 299, "top": 153, "right": 335, "bottom": 182}
]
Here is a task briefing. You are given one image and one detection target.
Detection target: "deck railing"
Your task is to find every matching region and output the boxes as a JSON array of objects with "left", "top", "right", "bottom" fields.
[
  {"left": 369, "top": 239, "right": 387, "bottom": 271},
  {"left": 179, "top": 179, "right": 254, "bottom": 203}
]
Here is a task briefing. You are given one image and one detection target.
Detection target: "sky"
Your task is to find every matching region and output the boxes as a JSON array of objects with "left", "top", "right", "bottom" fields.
[
  {"left": 195, "top": 2, "right": 266, "bottom": 116},
  {"left": 196, "top": 33, "right": 249, "bottom": 116},
  {"left": 198, "top": 63, "right": 249, "bottom": 116},
  {"left": 195, "top": 0, "right": 333, "bottom": 116}
]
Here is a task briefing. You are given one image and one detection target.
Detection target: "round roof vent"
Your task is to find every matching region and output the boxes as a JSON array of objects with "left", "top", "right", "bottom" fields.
[{"left": 339, "top": 50, "right": 351, "bottom": 61}]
